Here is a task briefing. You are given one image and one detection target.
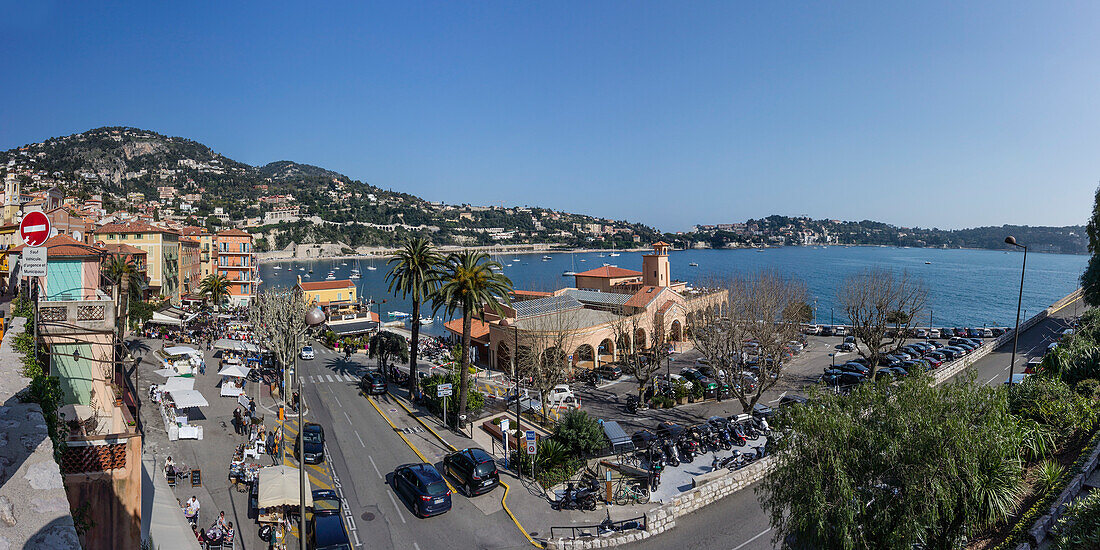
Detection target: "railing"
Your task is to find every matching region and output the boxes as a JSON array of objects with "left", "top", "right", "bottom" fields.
[{"left": 549, "top": 515, "right": 647, "bottom": 540}]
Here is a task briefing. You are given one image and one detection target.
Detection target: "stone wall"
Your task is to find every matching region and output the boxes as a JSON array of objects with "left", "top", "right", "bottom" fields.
[{"left": 0, "top": 317, "right": 80, "bottom": 549}]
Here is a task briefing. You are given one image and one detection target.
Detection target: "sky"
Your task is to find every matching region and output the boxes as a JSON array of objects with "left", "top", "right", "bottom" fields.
[{"left": 1, "top": 1, "right": 1098, "bottom": 232}]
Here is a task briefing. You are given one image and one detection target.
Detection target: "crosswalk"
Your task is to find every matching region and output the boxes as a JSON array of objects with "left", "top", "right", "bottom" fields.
[{"left": 305, "top": 373, "right": 360, "bottom": 384}]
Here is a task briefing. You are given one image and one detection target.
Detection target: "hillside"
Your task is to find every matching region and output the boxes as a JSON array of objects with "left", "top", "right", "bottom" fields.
[{"left": 0, "top": 127, "right": 662, "bottom": 250}]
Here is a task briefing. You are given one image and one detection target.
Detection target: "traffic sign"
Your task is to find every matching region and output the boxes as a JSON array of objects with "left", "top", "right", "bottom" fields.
[
  {"left": 525, "top": 429, "right": 536, "bottom": 455},
  {"left": 437, "top": 383, "right": 453, "bottom": 397},
  {"left": 22, "top": 246, "right": 46, "bottom": 277},
  {"left": 19, "top": 211, "right": 51, "bottom": 247}
]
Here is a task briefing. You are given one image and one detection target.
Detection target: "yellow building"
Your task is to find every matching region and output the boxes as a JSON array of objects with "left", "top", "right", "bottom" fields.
[
  {"left": 296, "top": 277, "right": 357, "bottom": 313},
  {"left": 180, "top": 226, "right": 214, "bottom": 279},
  {"left": 0, "top": 222, "right": 18, "bottom": 292},
  {"left": 94, "top": 221, "right": 180, "bottom": 303}
]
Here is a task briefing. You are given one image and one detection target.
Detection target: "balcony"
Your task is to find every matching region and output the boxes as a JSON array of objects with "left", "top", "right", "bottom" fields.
[{"left": 39, "top": 288, "right": 116, "bottom": 334}]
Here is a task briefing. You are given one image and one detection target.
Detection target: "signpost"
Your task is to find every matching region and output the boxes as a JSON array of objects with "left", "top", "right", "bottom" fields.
[
  {"left": 526, "top": 429, "right": 537, "bottom": 480},
  {"left": 21, "top": 246, "right": 46, "bottom": 277},
  {"left": 438, "top": 383, "right": 452, "bottom": 428},
  {"left": 501, "top": 419, "right": 510, "bottom": 468},
  {"left": 19, "top": 211, "right": 51, "bottom": 247}
]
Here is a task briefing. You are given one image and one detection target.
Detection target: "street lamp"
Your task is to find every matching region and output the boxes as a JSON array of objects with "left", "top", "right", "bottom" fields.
[
  {"left": 1006, "top": 236, "right": 1027, "bottom": 386},
  {"left": 299, "top": 305, "right": 325, "bottom": 550}
]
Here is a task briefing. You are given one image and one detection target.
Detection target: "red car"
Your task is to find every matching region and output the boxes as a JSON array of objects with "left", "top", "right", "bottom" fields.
[{"left": 923, "top": 356, "right": 942, "bottom": 368}]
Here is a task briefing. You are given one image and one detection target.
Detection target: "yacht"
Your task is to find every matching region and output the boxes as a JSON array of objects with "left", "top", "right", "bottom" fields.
[
  {"left": 689, "top": 262, "right": 699, "bottom": 267},
  {"left": 513, "top": 258, "right": 521, "bottom": 262},
  {"left": 350, "top": 269, "right": 361, "bottom": 279},
  {"left": 419, "top": 317, "right": 434, "bottom": 325},
  {"left": 325, "top": 273, "right": 336, "bottom": 281},
  {"left": 542, "top": 255, "right": 552, "bottom": 260},
  {"left": 366, "top": 256, "right": 377, "bottom": 271},
  {"left": 389, "top": 311, "right": 410, "bottom": 319},
  {"left": 563, "top": 253, "right": 578, "bottom": 276},
  {"left": 273, "top": 265, "right": 282, "bottom": 270}
]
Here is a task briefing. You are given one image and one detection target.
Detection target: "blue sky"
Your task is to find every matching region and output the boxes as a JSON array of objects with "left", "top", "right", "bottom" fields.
[{"left": 2, "top": 2, "right": 1098, "bottom": 232}]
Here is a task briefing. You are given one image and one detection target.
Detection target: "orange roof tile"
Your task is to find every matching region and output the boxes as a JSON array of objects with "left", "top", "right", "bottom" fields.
[
  {"left": 217, "top": 228, "right": 251, "bottom": 237},
  {"left": 12, "top": 234, "right": 105, "bottom": 258},
  {"left": 298, "top": 279, "right": 356, "bottom": 291},
  {"left": 624, "top": 286, "right": 664, "bottom": 309},
  {"left": 652, "top": 241, "right": 671, "bottom": 247},
  {"left": 443, "top": 318, "right": 492, "bottom": 341},
  {"left": 97, "top": 243, "right": 147, "bottom": 256},
  {"left": 95, "top": 221, "right": 179, "bottom": 235},
  {"left": 574, "top": 266, "right": 642, "bottom": 279},
  {"left": 179, "top": 226, "right": 209, "bottom": 236}
]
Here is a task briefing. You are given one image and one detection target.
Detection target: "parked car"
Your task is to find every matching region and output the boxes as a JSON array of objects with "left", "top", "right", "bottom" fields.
[
  {"left": 836, "top": 342, "right": 857, "bottom": 352},
  {"left": 991, "top": 327, "right": 1006, "bottom": 337},
  {"left": 927, "top": 350, "right": 947, "bottom": 362},
  {"left": 802, "top": 324, "right": 820, "bottom": 335},
  {"left": 778, "top": 394, "right": 809, "bottom": 409},
  {"left": 848, "top": 357, "right": 870, "bottom": 367},
  {"left": 834, "top": 325, "right": 849, "bottom": 336},
  {"left": 657, "top": 373, "right": 693, "bottom": 393},
  {"left": 939, "top": 328, "right": 954, "bottom": 338},
  {"left": 299, "top": 422, "right": 325, "bottom": 465},
  {"left": 915, "top": 329, "right": 927, "bottom": 338},
  {"left": 819, "top": 326, "right": 835, "bottom": 337},
  {"left": 300, "top": 345, "right": 316, "bottom": 360},
  {"left": 928, "top": 328, "right": 941, "bottom": 339},
  {"left": 1025, "top": 357, "right": 1043, "bottom": 374},
  {"left": 680, "top": 368, "right": 718, "bottom": 396},
  {"left": 836, "top": 362, "right": 869, "bottom": 375},
  {"left": 360, "top": 371, "right": 387, "bottom": 395},
  {"left": 923, "top": 355, "right": 942, "bottom": 368},
  {"left": 392, "top": 463, "right": 452, "bottom": 518},
  {"left": 308, "top": 502, "right": 351, "bottom": 550},
  {"left": 443, "top": 448, "right": 500, "bottom": 496},
  {"left": 596, "top": 364, "right": 623, "bottom": 380}
]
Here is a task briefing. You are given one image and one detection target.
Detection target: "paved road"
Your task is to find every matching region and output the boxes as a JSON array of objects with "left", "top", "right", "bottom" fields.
[
  {"left": 297, "top": 344, "right": 531, "bottom": 549},
  {"left": 630, "top": 295, "right": 1083, "bottom": 550}
]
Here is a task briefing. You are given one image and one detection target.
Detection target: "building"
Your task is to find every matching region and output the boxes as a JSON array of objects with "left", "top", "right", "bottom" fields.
[
  {"left": 444, "top": 243, "right": 724, "bottom": 374},
  {"left": 214, "top": 229, "right": 256, "bottom": 306},
  {"left": 180, "top": 226, "right": 214, "bottom": 279},
  {"left": 178, "top": 236, "right": 202, "bottom": 298},
  {"left": 16, "top": 234, "right": 142, "bottom": 548},
  {"left": 45, "top": 206, "right": 94, "bottom": 242},
  {"left": 263, "top": 204, "right": 301, "bottom": 224},
  {"left": 94, "top": 221, "right": 180, "bottom": 303},
  {"left": 96, "top": 242, "right": 149, "bottom": 296},
  {"left": 296, "top": 277, "right": 357, "bottom": 312}
]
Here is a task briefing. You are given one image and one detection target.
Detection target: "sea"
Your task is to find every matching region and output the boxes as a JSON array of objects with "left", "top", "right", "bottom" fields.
[{"left": 257, "top": 246, "right": 1088, "bottom": 338}]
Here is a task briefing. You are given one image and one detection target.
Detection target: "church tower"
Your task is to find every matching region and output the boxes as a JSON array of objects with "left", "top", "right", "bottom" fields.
[
  {"left": 642, "top": 241, "right": 671, "bottom": 287},
  {"left": 3, "top": 174, "right": 20, "bottom": 224}
]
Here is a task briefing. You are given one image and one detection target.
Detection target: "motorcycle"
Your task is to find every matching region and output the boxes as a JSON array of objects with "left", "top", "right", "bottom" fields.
[
  {"left": 676, "top": 436, "right": 699, "bottom": 463},
  {"left": 625, "top": 394, "right": 640, "bottom": 414},
  {"left": 661, "top": 439, "right": 680, "bottom": 467},
  {"left": 550, "top": 481, "right": 599, "bottom": 511},
  {"left": 728, "top": 423, "right": 748, "bottom": 446}
]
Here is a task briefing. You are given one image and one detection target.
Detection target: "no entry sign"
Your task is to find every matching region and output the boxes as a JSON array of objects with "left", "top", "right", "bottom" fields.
[{"left": 19, "top": 211, "right": 51, "bottom": 247}]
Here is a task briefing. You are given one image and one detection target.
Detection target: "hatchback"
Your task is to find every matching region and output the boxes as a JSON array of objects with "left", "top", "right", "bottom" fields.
[
  {"left": 443, "top": 448, "right": 500, "bottom": 496},
  {"left": 360, "top": 371, "right": 387, "bottom": 395},
  {"left": 596, "top": 364, "right": 623, "bottom": 380},
  {"left": 392, "top": 463, "right": 452, "bottom": 518},
  {"left": 308, "top": 509, "right": 351, "bottom": 550},
  {"left": 300, "top": 346, "right": 316, "bottom": 360}
]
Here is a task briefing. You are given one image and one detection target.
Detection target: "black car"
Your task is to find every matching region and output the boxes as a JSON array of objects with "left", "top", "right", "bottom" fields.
[
  {"left": 596, "top": 364, "right": 623, "bottom": 380},
  {"left": 392, "top": 463, "right": 452, "bottom": 517},
  {"left": 443, "top": 447, "right": 499, "bottom": 496},
  {"left": 778, "top": 394, "right": 808, "bottom": 408},
  {"left": 680, "top": 368, "right": 718, "bottom": 396},
  {"left": 312, "top": 489, "right": 341, "bottom": 515},
  {"left": 360, "top": 371, "right": 387, "bottom": 395},
  {"left": 836, "top": 362, "right": 869, "bottom": 375},
  {"left": 300, "top": 422, "right": 325, "bottom": 465},
  {"left": 308, "top": 508, "right": 352, "bottom": 550},
  {"left": 819, "top": 326, "right": 835, "bottom": 337}
]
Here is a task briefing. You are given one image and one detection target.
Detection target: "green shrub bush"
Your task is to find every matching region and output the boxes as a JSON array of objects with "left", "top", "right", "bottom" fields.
[
  {"left": 1051, "top": 487, "right": 1100, "bottom": 549},
  {"left": 553, "top": 409, "right": 606, "bottom": 457}
]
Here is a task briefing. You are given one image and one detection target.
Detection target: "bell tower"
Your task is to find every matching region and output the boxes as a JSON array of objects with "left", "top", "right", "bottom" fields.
[{"left": 642, "top": 241, "right": 671, "bottom": 287}]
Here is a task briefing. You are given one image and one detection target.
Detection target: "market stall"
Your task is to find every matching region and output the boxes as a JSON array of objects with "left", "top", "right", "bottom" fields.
[
  {"left": 156, "top": 378, "right": 208, "bottom": 441},
  {"left": 217, "top": 363, "right": 251, "bottom": 397},
  {"left": 255, "top": 465, "right": 313, "bottom": 549},
  {"left": 154, "top": 346, "right": 203, "bottom": 375}
]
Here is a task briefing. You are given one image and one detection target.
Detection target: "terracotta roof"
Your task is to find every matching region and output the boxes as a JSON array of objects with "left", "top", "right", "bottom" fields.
[
  {"left": 512, "top": 290, "right": 553, "bottom": 297},
  {"left": 179, "top": 226, "right": 208, "bottom": 236},
  {"left": 217, "top": 229, "right": 251, "bottom": 237},
  {"left": 657, "top": 300, "right": 677, "bottom": 315},
  {"left": 97, "top": 243, "right": 147, "bottom": 256},
  {"left": 652, "top": 241, "right": 671, "bottom": 247},
  {"left": 12, "top": 234, "right": 104, "bottom": 258},
  {"left": 298, "top": 279, "right": 356, "bottom": 291},
  {"left": 95, "top": 221, "right": 179, "bottom": 235},
  {"left": 574, "top": 266, "right": 642, "bottom": 279},
  {"left": 443, "top": 318, "right": 492, "bottom": 341},
  {"left": 624, "top": 286, "right": 664, "bottom": 309}
]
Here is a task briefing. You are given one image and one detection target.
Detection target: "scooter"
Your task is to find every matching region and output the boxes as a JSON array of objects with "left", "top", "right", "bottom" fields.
[
  {"left": 677, "top": 436, "right": 698, "bottom": 463},
  {"left": 661, "top": 439, "right": 680, "bottom": 467},
  {"left": 550, "top": 481, "right": 599, "bottom": 511}
]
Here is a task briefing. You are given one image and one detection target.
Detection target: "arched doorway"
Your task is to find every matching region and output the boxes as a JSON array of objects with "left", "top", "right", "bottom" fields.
[
  {"left": 616, "top": 333, "right": 632, "bottom": 356},
  {"left": 670, "top": 320, "right": 682, "bottom": 342},
  {"left": 497, "top": 341, "right": 511, "bottom": 373},
  {"left": 573, "top": 344, "right": 596, "bottom": 370},
  {"left": 598, "top": 338, "right": 615, "bottom": 364},
  {"left": 634, "top": 328, "right": 647, "bottom": 351},
  {"left": 542, "top": 347, "right": 567, "bottom": 371}
]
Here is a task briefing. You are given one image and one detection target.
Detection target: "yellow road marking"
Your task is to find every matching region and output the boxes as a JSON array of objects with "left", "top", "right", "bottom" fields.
[{"left": 365, "top": 395, "right": 456, "bottom": 493}]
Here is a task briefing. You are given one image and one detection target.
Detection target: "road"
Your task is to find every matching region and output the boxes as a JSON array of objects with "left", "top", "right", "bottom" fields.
[
  {"left": 630, "top": 295, "right": 1082, "bottom": 550},
  {"left": 297, "top": 344, "right": 531, "bottom": 549}
]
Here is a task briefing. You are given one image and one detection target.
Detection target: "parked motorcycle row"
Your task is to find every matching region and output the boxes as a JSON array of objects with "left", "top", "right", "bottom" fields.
[{"left": 631, "top": 414, "right": 771, "bottom": 476}]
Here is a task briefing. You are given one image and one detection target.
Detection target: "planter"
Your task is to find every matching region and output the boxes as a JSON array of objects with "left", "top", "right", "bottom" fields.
[
  {"left": 481, "top": 420, "right": 526, "bottom": 450},
  {"left": 115, "top": 397, "right": 124, "bottom": 407}
]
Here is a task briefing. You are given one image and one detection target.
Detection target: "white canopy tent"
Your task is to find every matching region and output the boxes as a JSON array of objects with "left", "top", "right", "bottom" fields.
[
  {"left": 167, "top": 389, "right": 209, "bottom": 409},
  {"left": 149, "top": 307, "right": 199, "bottom": 326},
  {"left": 213, "top": 339, "right": 263, "bottom": 353},
  {"left": 162, "top": 377, "right": 195, "bottom": 392},
  {"left": 257, "top": 465, "right": 313, "bottom": 508},
  {"left": 217, "top": 364, "right": 252, "bottom": 378},
  {"left": 152, "top": 368, "right": 177, "bottom": 378},
  {"left": 164, "top": 346, "right": 200, "bottom": 356}
]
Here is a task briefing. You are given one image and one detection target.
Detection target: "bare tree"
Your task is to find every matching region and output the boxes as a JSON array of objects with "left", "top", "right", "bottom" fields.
[
  {"left": 689, "top": 272, "right": 809, "bottom": 413},
  {"left": 837, "top": 267, "right": 928, "bottom": 377},
  {"left": 609, "top": 307, "right": 668, "bottom": 400},
  {"left": 513, "top": 308, "right": 583, "bottom": 419},
  {"left": 251, "top": 288, "right": 312, "bottom": 397}
]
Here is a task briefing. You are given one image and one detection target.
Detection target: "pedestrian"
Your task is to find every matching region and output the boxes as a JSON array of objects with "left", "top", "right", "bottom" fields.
[
  {"left": 199, "top": 360, "right": 206, "bottom": 375},
  {"left": 248, "top": 397, "right": 256, "bottom": 418},
  {"left": 711, "top": 453, "right": 720, "bottom": 472}
]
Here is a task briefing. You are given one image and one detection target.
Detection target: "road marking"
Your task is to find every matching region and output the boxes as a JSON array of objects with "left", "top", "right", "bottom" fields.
[
  {"left": 413, "top": 543, "right": 421, "bottom": 550},
  {"left": 368, "top": 455, "right": 383, "bottom": 479},
  {"left": 387, "top": 491, "right": 407, "bottom": 523},
  {"left": 333, "top": 395, "right": 342, "bottom": 407},
  {"left": 344, "top": 411, "right": 353, "bottom": 425},
  {"left": 988, "top": 374, "right": 1000, "bottom": 385},
  {"left": 768, "top": 391, "right": 787, "bottom": 404},
  {"left": 355, "top": 430, "right": 365, "bottom": 448},
  {"left": 326, "top": 375, "right": 335, "bottom": 383},
  {"left": 731, "top": 528, "right": 771, "bottom": 550}
]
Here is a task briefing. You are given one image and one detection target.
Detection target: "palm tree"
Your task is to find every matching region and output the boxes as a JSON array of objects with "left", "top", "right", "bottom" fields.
[
  {"left": 102, "top": 253, "right": 147, "bottom": 302},
  {"left": 199, "top": 273, "right": 231, "bottom": 312},
  {"left": 386, "top": 237, "right": 443, "bottom": 397},
  {"left": 430, "top": 250, "right": 512, "bottom": 425}
]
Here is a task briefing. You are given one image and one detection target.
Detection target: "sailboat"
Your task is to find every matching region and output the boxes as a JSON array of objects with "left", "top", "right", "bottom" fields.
[
  {"left": 608, "top": 243, "right": 620, "bottom": 257},
  {"left": 366, "top": 256, "right": 377, "bottom": 271},
  {"left": 274, "top": 265, "right": 282, "bottom": 270},
  {"left": 563, "top": 252, "right": 577, "bottom": 277},
  {"left": 350, "top": 259, "right": 361, "bottom": 279}
]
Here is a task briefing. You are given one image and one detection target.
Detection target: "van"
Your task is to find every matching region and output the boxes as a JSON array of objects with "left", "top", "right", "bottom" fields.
[{"left": 834, "top": 325, "right": 848, "bottom": 336}]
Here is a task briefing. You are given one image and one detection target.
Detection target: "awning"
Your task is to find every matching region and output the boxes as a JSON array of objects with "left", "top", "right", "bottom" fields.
[
  {"left": 217, "top": 364, "right": 251, "bottom": 378},
  {"left": 164, "top": 346, "right": 200, "bottom": 356},
  {"left": 152, "top": 368, "right": 177, "bottom": 378},
  {"left": 213, "top": 339, "right": 262, "bottom": 353},
  {"left": 328, "top": 319, "right": 379, "bottom": 337},
  {"left": 149, "top": 307, "right": 199, "bottom": 326},
  {"left": 163, "top": 377, "right": 195, "bottom": 391},
  {"left": 257, "top": 465, "right": 313, "bottom": 508},
  {"left": 168, "top": 389, "right": 208, "bottom": 408},
  {"left": 602, "top": 421, "right": 634, "bottom": 453},
  {"left": 141, "top": 458, "right": 203, "bottom": 550}
]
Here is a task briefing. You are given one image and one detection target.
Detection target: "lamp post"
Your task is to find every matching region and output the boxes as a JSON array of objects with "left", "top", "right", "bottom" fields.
[
  {"left": 299, "top": 306, "right": 326, "bottom": 550},
  {"left": 1006, "top": 236, "right": 1027, "bottom": 385}
]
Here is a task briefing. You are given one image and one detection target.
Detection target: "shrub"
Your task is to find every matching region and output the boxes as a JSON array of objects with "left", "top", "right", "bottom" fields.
[
  {"left": 10, "top": 294, "right": 31, "bottom": 318},
  {"left": 1009, "top": 375, "right": 1098, "bottom": 445},
  {"left": 1034, "top": 459, "right": 1064, "bottom": 495},
  {"left": 419, "top": 373, "right": 484, "bottom": 425},
  {"left": 1078, "top": 378, "right": 1100, "bottom": 400},
  {"left": 553, "top": 409, "right": 606, "bottom": 457},
  {"left": 1051, "top": 487, "right": 1100, "bottom": 549}
]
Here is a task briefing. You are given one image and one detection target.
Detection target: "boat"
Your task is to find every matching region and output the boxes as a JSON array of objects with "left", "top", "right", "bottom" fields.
[
  {"left": 925, "top": 261, "right": 932, "bottom": 265},
  {"left": 563, "top": 253, "right": 578, "bottom": 276},
  {"left": 609, "top": 252, "right": 620, "bottom": 257},
  {"left": 579, "top": 259, "right": 586, "bottom": 262},
  {"left": 563, "top": 271, "right": 576, "bottom": 276},
  {"left": 513, "top": 258, "right": 521, "bottom": 262},
  {"left": 366, "top": 256, "right": 377, "bottom": 271},
  {"left": 689, "top": 262, "right": 699, "bottom": 267},
  {"left": 342, "top": 262, "right": 348, "bottom": 265},
  {"left": 542, "top": 255, "right": 552, "bottom": 260},
  {"left": 299, "top": 267, "right": 305, "bottom": 271},
  {"left": 389, "top": 311, "right": 410, "bottom": 318},
  {"left": 274, "top": 265, "right": 281, "bottom": 270},
  {"left": 419, "top": 317, "right": 434, "bottom": 325},
  {"left": 506, "top": 263, "right": 512, "bottom": 267},
  {"left": 350, "top": 269, "right": 361, "bottom": 279},
  {"left": 325, "top": 273, "right": 335, "bottom": 281}
]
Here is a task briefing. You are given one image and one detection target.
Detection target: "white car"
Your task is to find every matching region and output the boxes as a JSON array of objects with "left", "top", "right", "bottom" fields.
[{"left": 300, "top": 346, "right": 315, "bottom": 360}]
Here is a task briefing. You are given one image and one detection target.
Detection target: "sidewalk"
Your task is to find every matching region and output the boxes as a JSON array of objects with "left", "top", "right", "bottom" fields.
[{"left": 381, "top": 384, "right": 659, "bottom": 545}]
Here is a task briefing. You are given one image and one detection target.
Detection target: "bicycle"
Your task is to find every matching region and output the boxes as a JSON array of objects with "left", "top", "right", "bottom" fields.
[{"left": 613, "top": 481, "right": 650, "bottom": 505}]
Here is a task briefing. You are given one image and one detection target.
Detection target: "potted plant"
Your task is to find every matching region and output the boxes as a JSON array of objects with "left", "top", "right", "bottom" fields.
[{"left": 111, "top": 383, "right": 124, "bottom": 406}]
